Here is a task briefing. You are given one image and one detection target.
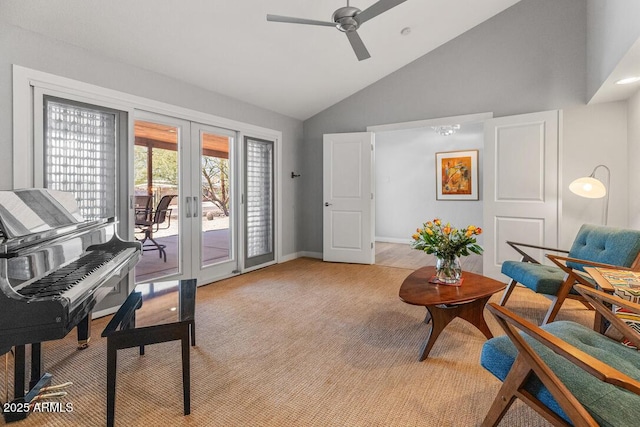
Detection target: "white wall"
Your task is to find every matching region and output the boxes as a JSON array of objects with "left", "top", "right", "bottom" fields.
[
  {"left": 0, "top": 23, "right": 304, "bottom": 257},
  {"left": 375, "top": 123, "right": 484, "bottom": 243},
  {"left": 561, "top": 102, "right": 629, "bottom": 249},
  {"left": 628, "top": 90, "right": 640, "bottom": 229}
]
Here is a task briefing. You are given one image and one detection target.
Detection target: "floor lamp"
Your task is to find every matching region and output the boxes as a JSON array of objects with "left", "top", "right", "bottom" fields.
[{"left": 569, "top": 164, "right": 610, "bottom": 225}]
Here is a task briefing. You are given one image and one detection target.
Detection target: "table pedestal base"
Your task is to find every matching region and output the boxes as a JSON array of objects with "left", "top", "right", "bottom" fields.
[{"left": 418, "top": 296, "right": 493, "bottom": 361}]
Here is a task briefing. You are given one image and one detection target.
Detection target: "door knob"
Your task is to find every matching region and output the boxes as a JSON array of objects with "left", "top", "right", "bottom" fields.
[{"left": 324, "top": 202, "right": 332, "bottom": 207}]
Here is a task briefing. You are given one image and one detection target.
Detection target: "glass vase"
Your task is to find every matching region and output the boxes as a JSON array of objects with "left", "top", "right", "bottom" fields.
[{"left": 436, "top": 256, "right": 462, "bottom": 284}]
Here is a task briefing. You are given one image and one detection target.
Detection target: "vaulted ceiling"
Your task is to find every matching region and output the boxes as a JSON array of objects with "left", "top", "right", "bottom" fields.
[{"left": 0, "top": 0, "right": 522, "bottom": 120}]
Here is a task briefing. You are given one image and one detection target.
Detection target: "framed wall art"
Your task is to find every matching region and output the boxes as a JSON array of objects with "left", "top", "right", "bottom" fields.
[{"left": 435, "top": 150, "right": 478, "bottom": 200}]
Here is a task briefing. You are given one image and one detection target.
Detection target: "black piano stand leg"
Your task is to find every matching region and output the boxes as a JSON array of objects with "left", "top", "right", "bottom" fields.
[
  {"left": 181, "top": 329, "right": 191, "bottom": 416},
  {"left": 106, "top": 342, "right": 117, "bottom": 427},
  {"left": 12, "top": 344, "right": 45, "bottom": 400},
  {"left": 29, "top": 343, "right": 42, "bottom": 390},
  {"left": 190, "top": 320, "right": 196, "bottom": 347},
  {"left": 77, "top": 314, "right": 92, "bottom": 350},
  {"left": 14, "top": 345, "right": 26, "bottom": 400}
]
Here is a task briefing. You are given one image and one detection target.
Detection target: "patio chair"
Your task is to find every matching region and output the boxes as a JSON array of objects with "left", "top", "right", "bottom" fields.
[
  {"left": 135, "top": 195, "right": 176, "bottom": 262},
  {"left": 134, "top": 195, "right": 153, "bottom": 223},
  {"left": 480, "top": 285, "right": 640, "bottom": 427},
  {"left": 499, "top": 224, "right": 640, "bottom": 324}
]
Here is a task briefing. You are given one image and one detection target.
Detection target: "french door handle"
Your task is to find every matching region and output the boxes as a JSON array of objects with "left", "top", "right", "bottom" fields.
[
  {"left": 192, "top": 196, "right": 199, "bottom": 218},
  {"left": 185, "top": 196, "right": 192, "bottom": 218},
  {"left": 325, "top": 202, "right": 332, "bottom": 207}
]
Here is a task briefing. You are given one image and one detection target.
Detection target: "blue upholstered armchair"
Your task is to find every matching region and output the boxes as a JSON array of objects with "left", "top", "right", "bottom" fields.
[
  {"left": 480, "top": 285, "right": 640, "bottom": 427},
  {"left": 500, "top": 224, "right": 640, "bottom": 324}
]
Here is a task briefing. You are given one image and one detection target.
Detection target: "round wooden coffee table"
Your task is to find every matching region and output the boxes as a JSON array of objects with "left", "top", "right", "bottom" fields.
[{"left": 399, "top": 266, "right": 506, "bottom": 361}]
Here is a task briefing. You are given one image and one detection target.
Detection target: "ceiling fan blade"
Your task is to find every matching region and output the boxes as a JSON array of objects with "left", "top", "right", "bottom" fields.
[
  {"left": 346, "top": 31, "right": 371, "bottom": 61},
  {"left": 267, "top": 14, "right": 336, "bottom": 27},
  {"left": 355, "top": 0, "right": 408, "bottom": 25}
]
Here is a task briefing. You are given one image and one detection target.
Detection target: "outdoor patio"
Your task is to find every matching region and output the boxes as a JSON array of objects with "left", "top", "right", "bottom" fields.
[{"left": 134, "top": 212, "right": 230, "bottom": 283}]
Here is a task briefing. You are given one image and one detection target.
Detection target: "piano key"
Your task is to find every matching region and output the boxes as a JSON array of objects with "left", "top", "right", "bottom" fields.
[{"left": 63, "top": 247, "right": 138, "bottom": 312}]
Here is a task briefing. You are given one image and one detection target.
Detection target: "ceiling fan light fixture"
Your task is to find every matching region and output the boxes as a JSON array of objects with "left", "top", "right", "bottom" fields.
[
  {"left": 332, "top": 7, "right": 361, "bottom": 32},
  {"left": 337, "top": 17, "right": 359, "bottom": 32},
  {"left": 432, "top": 124, "right": 461, "bottom": 136}
]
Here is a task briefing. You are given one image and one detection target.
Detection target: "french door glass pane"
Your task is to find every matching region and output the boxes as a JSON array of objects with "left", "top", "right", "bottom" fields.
[
  {"left": 245, "top": 137, "right": 274, "bottom": 267},
  {"left": 200, "top": 131, "right": 232, "bottom": 268},
  {"left": 133, "top": 120, "right": 180, "bottom": 283}
]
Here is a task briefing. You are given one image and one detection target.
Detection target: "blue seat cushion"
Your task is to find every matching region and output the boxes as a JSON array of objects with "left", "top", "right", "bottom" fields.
[
  {"left": 481, "top": 321, "right": 640, "bottom": 427},
  {"left": 501, "top": 261, "right": 569, "bottom": 295}
]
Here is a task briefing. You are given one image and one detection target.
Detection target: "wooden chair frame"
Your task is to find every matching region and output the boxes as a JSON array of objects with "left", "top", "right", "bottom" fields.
[
  {"left": 500, "top": 240, "right": 640, "bottom": 324},
  {"left": 483, "top": 285, "right": 640, "bottom": 427}
]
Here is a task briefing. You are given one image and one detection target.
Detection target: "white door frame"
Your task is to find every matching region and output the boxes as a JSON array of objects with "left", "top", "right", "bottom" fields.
[
  {"left": 366, "top": 112, "right": 494, "bottom": 134},
  {"left": 366, "top": 113, "right": 493, "bottom": 250}
]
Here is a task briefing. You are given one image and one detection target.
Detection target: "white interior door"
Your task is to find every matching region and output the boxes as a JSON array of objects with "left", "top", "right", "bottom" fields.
[
  {"left": 483, "top": 110, "right": 559, "bottom": 281},
  {"left": 323, "top": 132, "right": 374, "bottom": 264}
]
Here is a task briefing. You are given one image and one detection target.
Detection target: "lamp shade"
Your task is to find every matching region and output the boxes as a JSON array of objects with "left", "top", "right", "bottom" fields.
[{"left": 569, "top": 176, "right": 607, "bottom": 199}]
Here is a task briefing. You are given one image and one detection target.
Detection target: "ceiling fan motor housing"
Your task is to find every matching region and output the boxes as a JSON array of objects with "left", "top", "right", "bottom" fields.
[{"left": 332, "top": 6, "right": 361, "bottom": 32}]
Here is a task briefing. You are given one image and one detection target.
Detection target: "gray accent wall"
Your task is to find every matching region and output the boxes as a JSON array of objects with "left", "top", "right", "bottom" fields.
[
  {"left": 302, "top": 0, "right": 588, "bottom": 254},
  {"left": 0, "top": 23, "right": 303, "bottom": 257},
  {"left": 586, "top": 0, "right": 640, "bottom": 101}
]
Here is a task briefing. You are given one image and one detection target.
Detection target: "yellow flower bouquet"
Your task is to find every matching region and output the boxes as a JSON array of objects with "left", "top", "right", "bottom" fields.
[
  {"left": 411, "top": 219, "right": 483, "bottom": 258},
  {"left": 411, "top": 219, "right": 483, "bottom": 283}
]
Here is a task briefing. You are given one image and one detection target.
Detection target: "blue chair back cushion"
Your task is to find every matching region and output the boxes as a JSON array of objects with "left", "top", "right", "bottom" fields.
[
  {"left": 481, "top": 321, "right": 640, "bottom": 427},
  {"left": 567, "top": 224, "right": 640, "bottom": 271}
]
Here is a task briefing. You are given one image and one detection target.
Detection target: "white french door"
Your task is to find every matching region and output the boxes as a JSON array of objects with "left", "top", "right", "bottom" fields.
[
  {"left": 190, "top": 123, "right": 239, "bottom": 281},
  {"left": 133, "top": 111, "right": 190, "bottom": 283},
  {"left": 483, "top": 110, "right": 559, "bottom": 281},
  {"left": 133, "top": 112, "right": 240, "bottom": 284}
]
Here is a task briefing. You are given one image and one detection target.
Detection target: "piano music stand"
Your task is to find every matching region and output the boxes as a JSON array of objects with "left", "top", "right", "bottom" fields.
[{"left": 101, "top": 278, "right": 196, "bottom": 427}]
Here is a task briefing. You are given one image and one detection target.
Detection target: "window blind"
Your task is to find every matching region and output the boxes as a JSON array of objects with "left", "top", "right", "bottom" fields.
[
  {"left": 44, "top": 98, "right": 117, "bottom": 220},
  {"left": 245, "top": 138, "right": 273, "bottom": 258}
]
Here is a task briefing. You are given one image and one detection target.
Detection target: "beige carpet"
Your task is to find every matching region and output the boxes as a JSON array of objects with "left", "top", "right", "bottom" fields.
[{"left": 7, "top": 258, "right": 594, "bottom": 426}]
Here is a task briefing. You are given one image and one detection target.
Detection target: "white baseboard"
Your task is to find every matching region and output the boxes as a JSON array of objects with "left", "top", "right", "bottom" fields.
[
  {"left": 279, "top": 252, "right": 299, "bottom": 263},
  {"left": 299, "top": 251, "right": 322, "bottom": 259},
  {"left": 279, "top": 251, "right": 323, "bottom": 262},
  {"left": 375, "top": 237, "right": 412, "bottom": 244}
]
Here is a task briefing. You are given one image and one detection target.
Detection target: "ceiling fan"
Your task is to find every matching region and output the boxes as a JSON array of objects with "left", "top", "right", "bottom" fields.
[{"left": 266, "top": 0, "right": 408, "bottom": 61}]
